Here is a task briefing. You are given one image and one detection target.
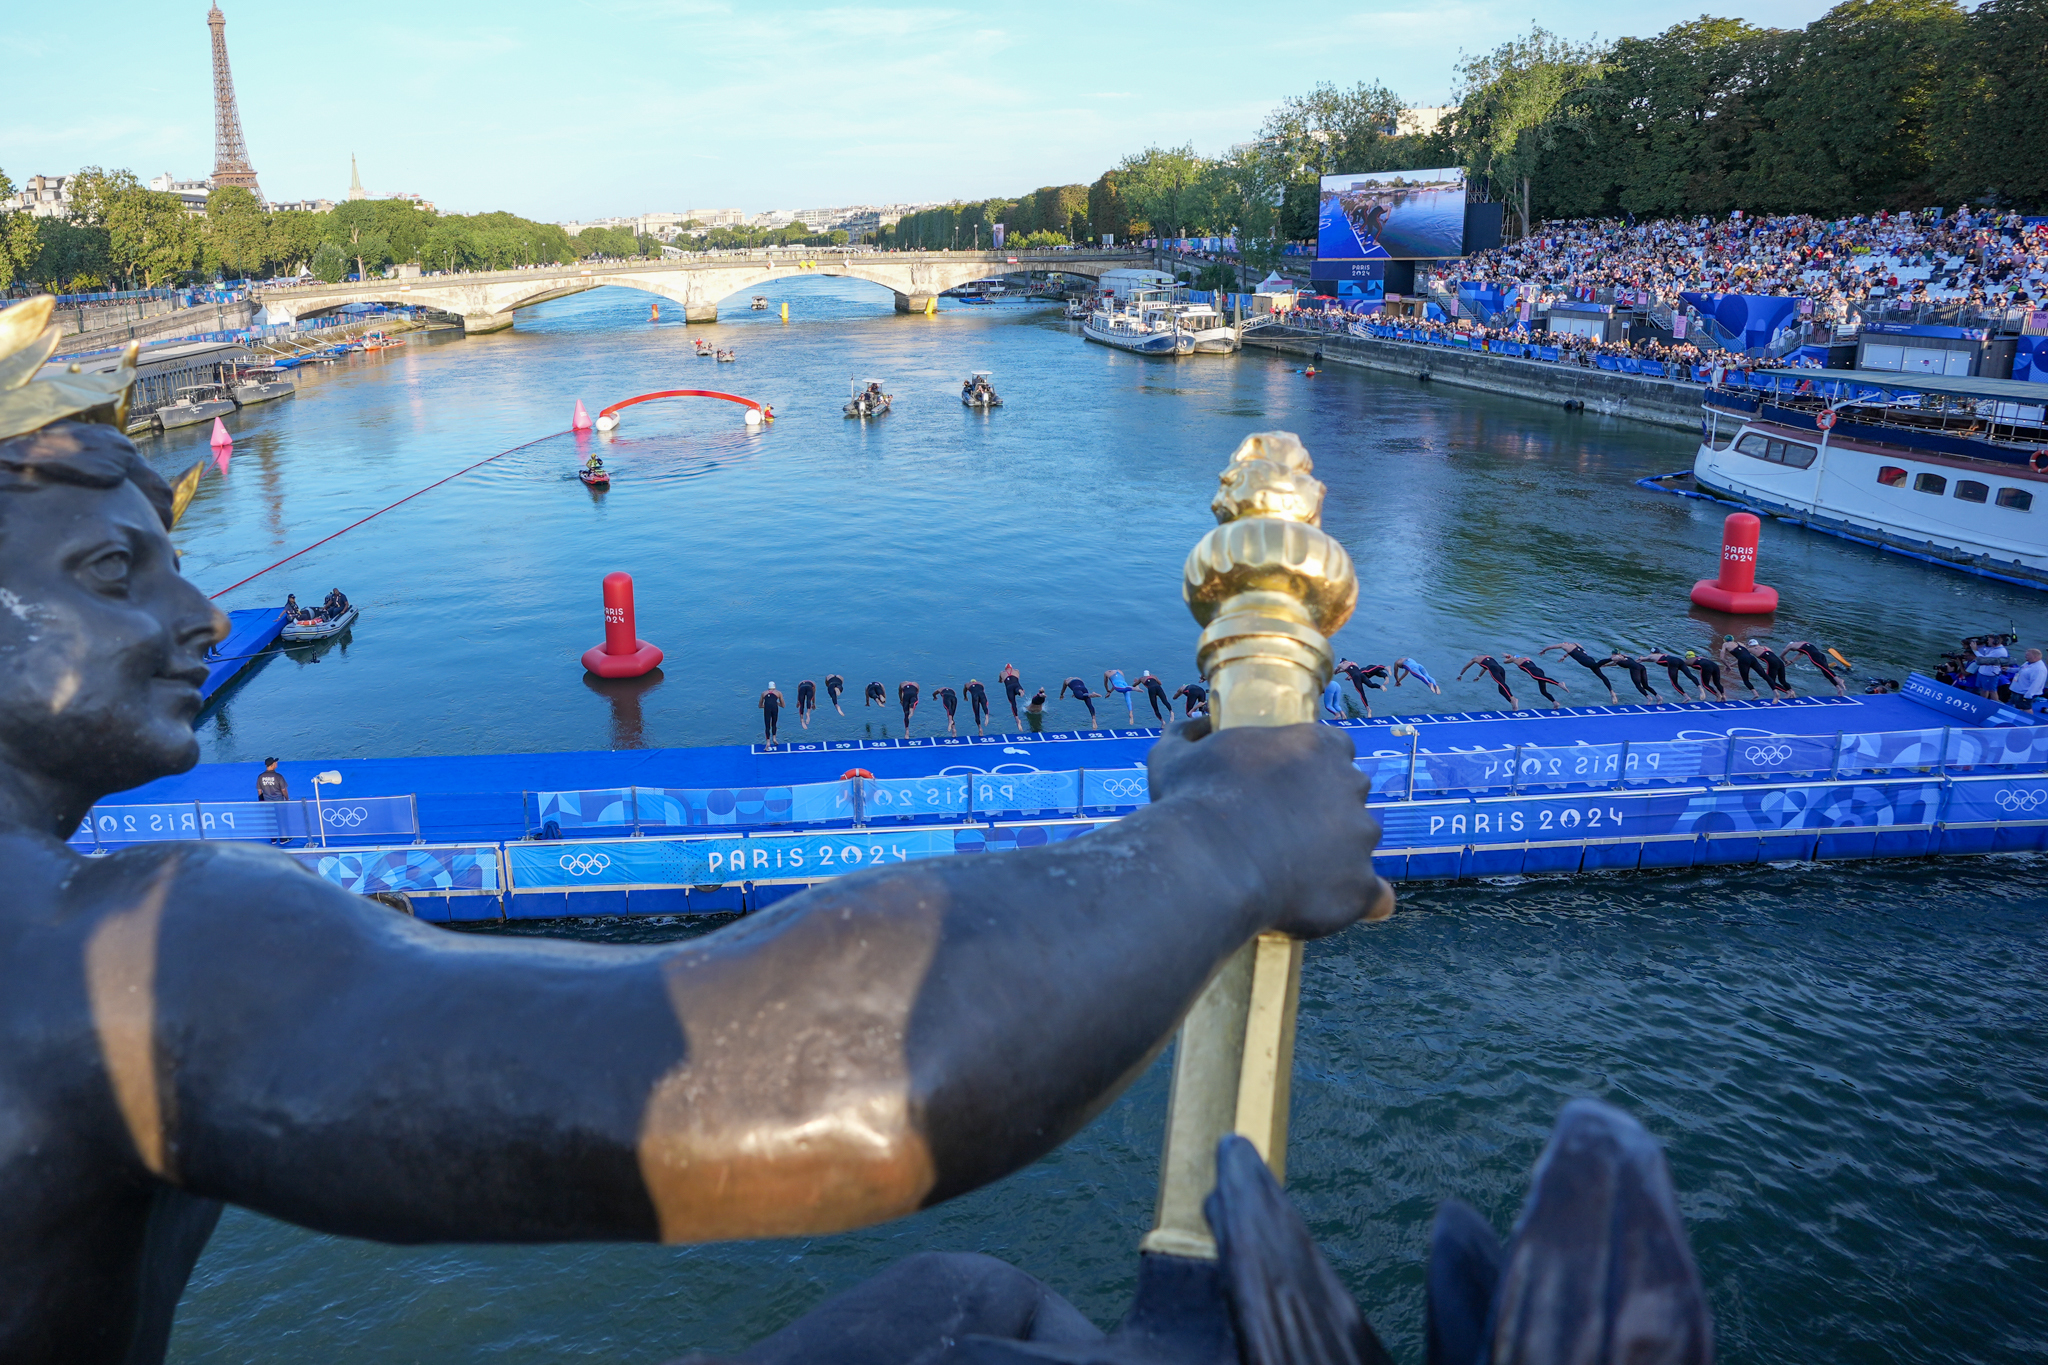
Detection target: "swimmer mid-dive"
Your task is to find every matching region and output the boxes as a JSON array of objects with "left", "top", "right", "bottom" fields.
[
  {"left": 935, "top": 685, "right": 959, "bottom": 735},
  {"left": 1457, "top": 654, "right": 1518, "bottom": 708},
  {"left": 864, "top": 680, "right": 888, "bottom": 709},
  {"left": 1540, "top": 642, "right": 1620, "bottom": 704},
  {"left": 1000, "top": 664, "right": 1024, "bottom": 722},
  {"left": 1688, "top": 650, "right": 1726, "bottom": 701},
  {"left": 1172, "top": 680, "right": 1208, "bottom": 718},
  {"left": 1601, "top": 652, "right": 1663, "bottom": 703},
  {"left": 825, "top": 673, "right": 846, "bottom": 715},
  {"left": 1321, "top": 676, "right": 1345, "bottom": 718},
  {"left": 1393, "top": 657, "right": 1440, "bottom": 694},
  {"left": 796, "top": 678, "right": 817, "bottom": 728},
  {"left": 1719, "top": 636, "right": 1766, "bottom": 700},
  {"left": 1786, "top": 641, "right": 1848, "bottom": 696},
  {"left": 759, "top": 682, "right": 785, "bottom": 747},
  {"left": 1102, "top": 669, "right": 1136, "bottom": 724},
  {"left": 1751, "top": 640, "right": 1797, "bottom": 699},
  {"left": 1506, "top": 654, "right": 1570, "bottom": 708},
  {"left": 964, "top": 678, "right": 991, "bottom": 733},
  {"left": 1061, "top": 677, "right": 1101, "bottom": 728},
  {"left": 1336, "top": 659, "right": 1388, "bottom": 715},
  {"left": 1136, "top": 670, "right": 1171, "bottom": 722},
  {"left": 898, "top": 680, "right": 921, "bottom": 734},
  {"left": 1638, "top": 651, "right": 1701, "bottom": 702}
]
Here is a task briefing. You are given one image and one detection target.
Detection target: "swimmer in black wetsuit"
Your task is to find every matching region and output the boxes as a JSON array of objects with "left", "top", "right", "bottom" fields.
[
  {"left": 899, "top": 681, "right": 921, "bottom": 734},
  {"left": 1506, "top": 654, "right": 1570, "bottom": 708},
  {"left": 1000, "top": 664, "right": 1024, "bottom": 722},
  {"left": 1172, "top": 680, "right": 1209, "bottom": 717},
  {"left": 796, "top": 679, "right": 817, "bottom": 728},
  {"left": 1602, "top": 652, "right": 1663, "bottom": 702},
  {"left": 1540, "top": 642, "right": 1620, "bottom": 704},
  {"left": 1688, "top": 650, "right": 1726, "bottom": 701},
  {"left": 1786, "top": 641, "right": 1845, "bottom": 695},
  {"left": 1336, "top": 659, "right": 1388, "bottom": 715},
  {"left": 1061, "top": 677, "right": 1101, "bottom": 728},
  {"left": 936, "top": 685, "right": 960, "bottom": 734},
  {"left": 1458, "top": 654, "right": 1519, "bottom": 708},
  {"left": 825, "top": 674, "right": 846, "bottom": 715},
  {"left": 1752, "top": 642, "right": 1796, "bottom": 698},
  {"left": 1136, "top": 670, "right": 1171, "bottom": 722},
  {"left": 1638, "top": 651, "right": 1701, "bottom": 702},
  {"left": 964, "top": 679, "right": 991, "bottom": 732},
  {"left": 865, "top": 680, "right": 888, "bottom": 709},
  {"left": 759, "top": 682, "right": 785, "bottom": 746}
]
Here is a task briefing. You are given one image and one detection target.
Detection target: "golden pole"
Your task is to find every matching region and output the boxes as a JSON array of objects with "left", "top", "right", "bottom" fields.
[{"left": 1141, "top": 431, "right": 1358, "bottom": 1260}]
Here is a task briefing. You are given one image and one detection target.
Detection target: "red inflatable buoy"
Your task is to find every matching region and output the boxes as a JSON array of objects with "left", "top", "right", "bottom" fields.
[
  {"left": 1689, "top": 512, "right": 1779, "bottom": 614},
  {"left": 581, "top": 571, "right": 663, "bottom": 677}
]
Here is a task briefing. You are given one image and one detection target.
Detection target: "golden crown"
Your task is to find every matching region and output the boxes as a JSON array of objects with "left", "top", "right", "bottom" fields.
[{"left": 0, "top": 296, "right": 140, "bottom": 443}]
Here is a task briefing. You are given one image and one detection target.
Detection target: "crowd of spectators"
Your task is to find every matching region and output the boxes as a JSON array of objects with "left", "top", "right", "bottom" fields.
[{"left": 1439, "top": 207, "right": 2048, "bottom": 330}]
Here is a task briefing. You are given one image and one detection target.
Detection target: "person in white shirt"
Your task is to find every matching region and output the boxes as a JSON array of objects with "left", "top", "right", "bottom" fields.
[
  {"left": 2010, "top": 649, "right": 2047, "bottom": 712},
  {"left": 1971, "top": 636, "right": 2011, "bottom": 698}
]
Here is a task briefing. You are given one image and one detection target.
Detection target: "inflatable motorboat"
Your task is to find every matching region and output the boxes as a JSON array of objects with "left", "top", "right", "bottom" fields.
[
  {"left": 845, "top": 378, "right": 892, "bottom": 419},
  {"left": 579, "top": 466, "right": 611, "bottom": 487},
  {"left": 282, "top": 605, "right": 358, "bottom": 642}
]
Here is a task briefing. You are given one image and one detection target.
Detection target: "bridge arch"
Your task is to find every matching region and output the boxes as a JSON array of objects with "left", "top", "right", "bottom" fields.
[{"left": 254, "top": 250, "right": 1140, "bottom": 333}]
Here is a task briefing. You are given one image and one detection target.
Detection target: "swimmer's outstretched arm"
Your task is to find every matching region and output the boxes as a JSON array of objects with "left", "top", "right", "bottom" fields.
[{"left": 83, "top": 722, "right": 1388, "bottom": 1248}]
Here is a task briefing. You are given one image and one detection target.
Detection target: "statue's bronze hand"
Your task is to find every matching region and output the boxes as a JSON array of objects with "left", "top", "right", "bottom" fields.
[{"left": 1146, "top": 719, "right": 1393, "bottom": 939}]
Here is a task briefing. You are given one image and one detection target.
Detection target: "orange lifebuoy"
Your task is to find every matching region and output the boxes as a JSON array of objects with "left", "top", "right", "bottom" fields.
[
  {"left": 842, "top": 768, "right": 874, "bottom": 780},
  {"left": 2032, "top": 448, "right": 2048, "bottom": 474}
]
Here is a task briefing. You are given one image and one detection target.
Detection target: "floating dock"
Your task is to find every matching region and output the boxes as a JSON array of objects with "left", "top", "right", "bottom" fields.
[
  {"left": 78, "top": 679, "right": 2048, "bottom": 921},
  {"left": 200, "top": 607, "right": 288, "bottom": 709}
]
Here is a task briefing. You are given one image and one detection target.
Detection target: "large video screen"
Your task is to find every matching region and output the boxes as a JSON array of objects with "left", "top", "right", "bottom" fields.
[{"left": 1318, "top": 168, "right": 1467, "bottom": 261}]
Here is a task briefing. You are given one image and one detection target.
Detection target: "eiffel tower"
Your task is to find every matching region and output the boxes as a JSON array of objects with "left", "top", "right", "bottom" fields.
[{"left": 207, "top": 4, "right": 263, "bottom": 201}]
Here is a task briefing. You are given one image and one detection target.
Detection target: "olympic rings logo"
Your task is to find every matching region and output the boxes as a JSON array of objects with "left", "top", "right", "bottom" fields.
[
  {"left": 559, "top": 852, "right": 613, "bottom": 876},
  {"left": 1995, "top": 788, "right": 2048, "bottom": 812},
  {"left": 1744, "top": 744, "right": 1793, "bottom": 765},
  {"left": 1095, "top": 777, "right": 1147, "bottom": 800},
  {"left": 322, "top": 806, "right": 370, "bottom": 826}
]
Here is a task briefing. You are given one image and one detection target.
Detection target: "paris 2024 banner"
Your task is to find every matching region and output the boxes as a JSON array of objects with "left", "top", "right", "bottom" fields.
[{"left": 1318, "top": 168, "right": 1467, "bottom": 261}]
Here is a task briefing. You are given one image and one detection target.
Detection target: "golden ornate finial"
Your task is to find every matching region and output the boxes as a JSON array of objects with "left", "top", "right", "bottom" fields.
[
  {"left": 0, "top": 297, "right": 140, "bottom": 443},
  {"left": 1144, "top": 431, "right": 1358, "bottom": 1262}
]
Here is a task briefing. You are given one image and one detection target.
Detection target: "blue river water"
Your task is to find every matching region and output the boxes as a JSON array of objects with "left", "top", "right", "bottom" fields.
[{"left": 145, "top": 281, "right": 2048, "bottom": 1362}]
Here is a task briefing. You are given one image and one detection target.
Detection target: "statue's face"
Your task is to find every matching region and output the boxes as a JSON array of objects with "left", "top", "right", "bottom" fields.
[{"left": 0, "top": 477, "right": 227, "bottom": 803}]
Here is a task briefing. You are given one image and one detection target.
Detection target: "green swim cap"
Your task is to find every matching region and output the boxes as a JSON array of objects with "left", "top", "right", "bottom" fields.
[{"left": 1724, "top": 634, "right": 1734, "bottom": 641}]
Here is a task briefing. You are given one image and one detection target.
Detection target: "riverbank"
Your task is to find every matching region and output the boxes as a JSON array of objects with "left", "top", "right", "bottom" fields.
[{"left": 1246, "top": 325, "right": 1707, "bottom": 433}]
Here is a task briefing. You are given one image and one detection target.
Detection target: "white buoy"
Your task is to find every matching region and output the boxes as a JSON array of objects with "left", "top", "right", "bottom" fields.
[
  {"left": 595, "top": 413, "right": 618, "bottom": 432},
  {"left": 743, "top": 408, "right": 762, "bottom": 427}
]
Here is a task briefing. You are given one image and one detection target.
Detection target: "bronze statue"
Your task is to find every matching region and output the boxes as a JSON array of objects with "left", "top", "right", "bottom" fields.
[
  {"left": 0, "top": 296, "right": 1713, "bottom": 1365},
  {"left": 0, "top": 296, "right": 1392, "bottom": 1362}
]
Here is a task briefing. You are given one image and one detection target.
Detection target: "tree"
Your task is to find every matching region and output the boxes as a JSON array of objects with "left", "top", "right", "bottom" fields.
[
  {"left": 205, "top": 185, "right": 270, "bottom": 279},
  {"left": 65, "top": 167, "right": 140, "bottom": 229},
  {"left": 1087, "top": 173, "right": 1131, "bottom": 243},
  {"left": 1117, "top": 145, "right": 1209, "bottom": 238},
  {"left": 0, "top": 169, "right": 39, "bottom": 290},
  {"left": 1257, "top": 81, "right": 1407, "bottom": 180},
  {"left": 343, "top": 223, "right": 391, "bottom": 280},
  {"left": 269, "top": 209, "right": 328, "bottom": 276},
  {"left": 1933, "top": 0, "right": 2048, "bottom": 209},
  {"left": 1449, "top": 26, "right": 1608, "bottom": 236},
  {"left": 105, "top": 189, "right": 198, "bottom": 287},
  {"left": 310, "top": 242, "right": 348, "bottom": 283}
]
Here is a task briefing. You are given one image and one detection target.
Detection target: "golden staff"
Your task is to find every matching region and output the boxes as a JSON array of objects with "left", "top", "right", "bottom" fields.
[{"left": 1142, "top": 431, "right": 1358, "bottom": 1260}]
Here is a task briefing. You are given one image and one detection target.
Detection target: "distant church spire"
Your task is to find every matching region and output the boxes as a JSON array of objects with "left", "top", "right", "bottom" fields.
[{"left": 348, "top": 153, "right": 366, "bottom": 201}]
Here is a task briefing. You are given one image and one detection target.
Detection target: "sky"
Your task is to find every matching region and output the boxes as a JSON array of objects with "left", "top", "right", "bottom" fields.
[{"left": 6, "top": 1, "right": 1840, "bottom": 223}]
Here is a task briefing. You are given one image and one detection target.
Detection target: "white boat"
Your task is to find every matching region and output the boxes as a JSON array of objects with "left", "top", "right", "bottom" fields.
[
  {"left": 1172, "top": 300, "right": 1238, "bottom": 353},
  {"left": 282, "top": 605, "right": 358, "bottom": 642},
  {"left": 751, "top": 296, "right": 769, "bottom": 310},
  {"left": 1081, "top": 292, "right": 1193, "bottom": 356},
  {"left": 1692, "top": 368, "right": 2048, "bottom": 586},
  {"left": 230, "top": 365, "right": 296, "bottom": 405},
  {"left": 153, "top": 384, "right": 237, "bottom": 431},
  {"left": 961, "top": 371, "right": 1002, "bottom": 409},
  {"left": 845, "top": 378, "right": 892, "bottom": 419}
]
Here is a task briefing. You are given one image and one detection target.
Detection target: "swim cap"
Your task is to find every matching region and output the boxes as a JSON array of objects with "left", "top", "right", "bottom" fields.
[
  {"left": 1686, "top": 650, "right": 1698, "bottom": 659},
  {"left": 1724, "top": 634, "right": 1734, "bottom": 641}
]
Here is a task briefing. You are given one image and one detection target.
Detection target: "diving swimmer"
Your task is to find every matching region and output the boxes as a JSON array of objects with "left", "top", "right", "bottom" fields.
[
  {"left": 1506, "top": 654, "right": 1571, "bottom": 708},
  {"left": 796, "top": 679, "right": 817, "bottom": 728},
  {"left": 899, "top": 681, "right": 921, "bottom": 734},
  {"left": 1137, "top": 670, "right": 1171, "bottom": 722},
  {"left": 964, "top": 678, "right": 991, "bottom": 732},
  {"left": 936, "top": 685, "right": 960, "bottom": 735},
  {"left": 1457, "top": 654, "right": 1518, "bottom": 709},
  {"left": 825, "top": 674, "right": 846, "bottom": 715},
  {"left": 1601, "top": 652, "right": 1663, "bottom": 703},
  {"left": 1001, "top": 664, "right": 1024, "bottom": 722},
  {"left": 1638, "top": 651, "right": 1702, "bottom": 702},
  {"left": 759, "top": 682, "right": 785, "bottom": 746},
  {"left": 1539, "top": 642, "right": 1620, "bottom": 704},
  {"left": 1061, "top": 677, "right": 1101, "bottom": 728},
  {"left": 1337, "top": 659, "right": 1388, "bottom": 715},
  {"left": 1393, "top": 657, "right": 1440, "bottom": 694},
  {"left": 1688, "top": 650, "right": 1726, "bottom": 701},
  {"left": 1786, "top": 641, "right": 1845, "bottom": 695},
  {"left": 1102, "top": 669, "right": 1137, "bottom": 724},
  {"left": 1172, "top": 680, "right": 1209, "bottom": 717},
  {"left": 865, "top": 680, "right": 888, "bottom": 709}
]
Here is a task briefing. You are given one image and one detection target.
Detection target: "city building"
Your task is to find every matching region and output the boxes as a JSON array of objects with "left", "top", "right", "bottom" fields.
[
  {"left": 1397, "top": 106, "right": 1453, "bottom": 138},
  {"left": 148, "top": 172, "right": 214, "bottom": 216},
  {"left": 348, "top": 154, "right": 367, "bottom": 202},
  {"left": 271, "top": 196, "right": 337, "bottom": 215},
  {"left": 6, "top": 174, "right": 73, "bottom": 218}
]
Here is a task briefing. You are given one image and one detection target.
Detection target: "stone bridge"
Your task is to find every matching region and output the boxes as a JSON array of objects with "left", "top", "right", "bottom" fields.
[{"left": 253, "top": 248, "right": 1144, "bottom": 332}]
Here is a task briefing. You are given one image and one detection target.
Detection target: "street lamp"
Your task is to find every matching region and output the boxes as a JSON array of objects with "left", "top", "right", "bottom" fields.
[{"left": 311, "top": 769, "right": 342, "bottom": 848}]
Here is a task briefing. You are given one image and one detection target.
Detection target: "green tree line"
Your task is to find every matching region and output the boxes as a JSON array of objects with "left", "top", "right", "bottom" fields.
[{"left": 0, "top": 172, "right": 671, "bottom": 292}]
